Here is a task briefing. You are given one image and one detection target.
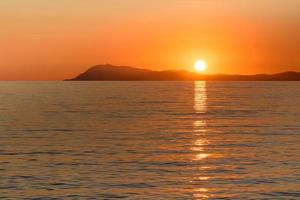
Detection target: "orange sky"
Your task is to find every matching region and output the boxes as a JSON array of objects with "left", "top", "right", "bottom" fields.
[{"left": 0, "top": 0, "right": 299, "bottom": 80}]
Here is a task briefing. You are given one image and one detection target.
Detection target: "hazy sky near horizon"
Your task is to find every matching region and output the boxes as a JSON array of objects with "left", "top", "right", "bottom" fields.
[{"left": 0, "top": 0, "right": 299, "bottom": 80}]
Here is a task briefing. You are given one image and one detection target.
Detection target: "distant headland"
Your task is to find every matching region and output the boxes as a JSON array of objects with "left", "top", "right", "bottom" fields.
[{"left": 66, "top": 64, "right": 300, "bottom": 81}]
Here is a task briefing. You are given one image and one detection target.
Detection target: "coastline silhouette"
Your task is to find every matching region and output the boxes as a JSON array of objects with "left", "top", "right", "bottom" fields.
[{"left": 66, "top": 64, "right": 300, "bottom": 81}]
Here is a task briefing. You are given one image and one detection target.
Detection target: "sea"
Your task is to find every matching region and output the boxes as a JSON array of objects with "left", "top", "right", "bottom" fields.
[{"left": 0, "top": 81, "right": 299, "bottom": 199}]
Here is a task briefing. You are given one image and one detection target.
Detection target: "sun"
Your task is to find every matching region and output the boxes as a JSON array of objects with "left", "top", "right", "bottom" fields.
[{"left": 194, "top": 60, "right": 207, "bottom": 73}]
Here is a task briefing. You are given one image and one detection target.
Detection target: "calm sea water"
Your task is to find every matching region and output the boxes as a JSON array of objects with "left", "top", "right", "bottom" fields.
[{"left": 0, "top": 81, "right": 299, "bottom": 199}]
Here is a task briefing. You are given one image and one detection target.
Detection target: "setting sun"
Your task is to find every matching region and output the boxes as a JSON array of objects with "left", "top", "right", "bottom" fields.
[{"left": 194, "top": 60, "right": 207, "bottom": 73}]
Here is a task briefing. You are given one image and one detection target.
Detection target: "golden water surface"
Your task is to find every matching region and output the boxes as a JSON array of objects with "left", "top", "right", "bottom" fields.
[{"left": 0, "top": 81, "right": 299, "bottom": 199}]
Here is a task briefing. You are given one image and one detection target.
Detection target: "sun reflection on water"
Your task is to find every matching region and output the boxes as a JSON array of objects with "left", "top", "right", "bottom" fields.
[
  {"left": 193, "top": 81, "right": 208, "bottom": 160},
  {"left": 192, "top": 81, "right": 211, "bottom": 199},
  {"left": 194, "top": 82, "right": 207, "bottom": 114}
]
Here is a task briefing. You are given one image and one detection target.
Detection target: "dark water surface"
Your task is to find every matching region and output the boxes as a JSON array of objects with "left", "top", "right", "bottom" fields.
[{"left": 0, "top": 81, "right": 299, "bottom": 199}]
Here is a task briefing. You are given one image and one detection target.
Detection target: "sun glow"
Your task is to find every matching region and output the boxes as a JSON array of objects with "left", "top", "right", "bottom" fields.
[{"left": 194, "top": 60, "right": 207, "bottom": 72}]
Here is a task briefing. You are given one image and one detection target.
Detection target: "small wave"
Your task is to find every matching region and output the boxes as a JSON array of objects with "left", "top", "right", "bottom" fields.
[
  {"left": 112, "top": 183, "right": 155, "bottom": 189},
  {"left": 0, "top": 151, "right": 64, "bottom": 156},
  {"left": 7, "top": 128, "right": 93, "bottom": 133},
  {"left": 260, "top": 191, "right": 300, "bottom": 197},
  {"left": 101, "top": 193, "right": 128, "bottom": 199}
]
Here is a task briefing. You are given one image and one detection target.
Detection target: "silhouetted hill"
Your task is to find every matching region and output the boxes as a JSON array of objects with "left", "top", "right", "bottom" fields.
[{"left": 66, "top": 64, "right": 300, "bottom": 81}]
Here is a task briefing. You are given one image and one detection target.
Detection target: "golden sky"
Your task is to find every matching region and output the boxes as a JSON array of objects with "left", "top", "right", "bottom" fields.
[{"left": 0, "top": 0, "right": 299, "bottom": 80}]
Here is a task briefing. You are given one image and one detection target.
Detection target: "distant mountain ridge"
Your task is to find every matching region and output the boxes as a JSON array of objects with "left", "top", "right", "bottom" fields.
[{"left": 66, "top": 64, "right": 300, "bottom": 81}]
